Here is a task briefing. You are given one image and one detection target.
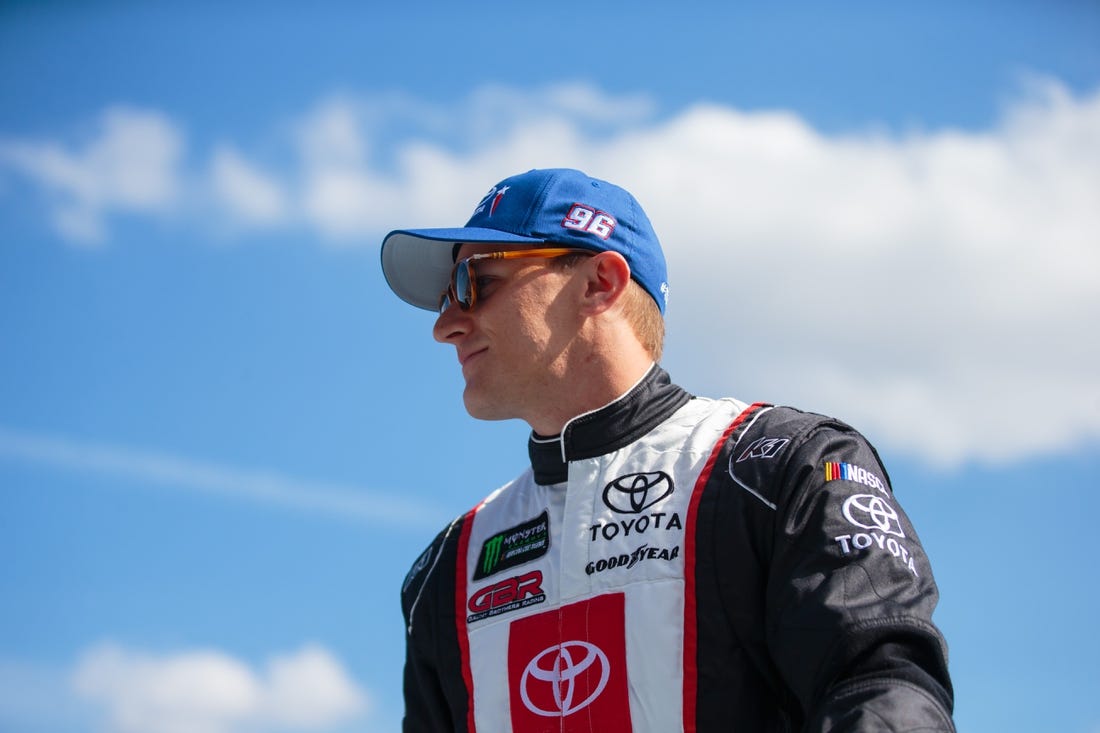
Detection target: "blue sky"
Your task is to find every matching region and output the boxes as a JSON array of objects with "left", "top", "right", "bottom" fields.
[{"left": 1, "top": 3, "right": 1098, "bottom": 732}]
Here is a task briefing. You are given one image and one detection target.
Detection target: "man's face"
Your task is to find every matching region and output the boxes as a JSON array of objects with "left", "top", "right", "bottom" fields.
[{"left": 432, "top": 243, "right": 584, "bottom": 426}]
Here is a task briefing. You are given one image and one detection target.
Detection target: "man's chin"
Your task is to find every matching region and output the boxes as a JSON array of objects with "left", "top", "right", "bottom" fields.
[{"left": 462, "top": 389, "right": 512, "bottom": 422}]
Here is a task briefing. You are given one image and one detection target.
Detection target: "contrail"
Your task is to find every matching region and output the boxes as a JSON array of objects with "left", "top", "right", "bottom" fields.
[{"left": 0, "top": 425, "right": 447, "bottom": 529}]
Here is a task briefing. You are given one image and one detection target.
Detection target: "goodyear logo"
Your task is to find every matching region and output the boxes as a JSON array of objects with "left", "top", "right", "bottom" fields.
[{"left": 473, "top": 510, "right": 550, "bottom": 580}]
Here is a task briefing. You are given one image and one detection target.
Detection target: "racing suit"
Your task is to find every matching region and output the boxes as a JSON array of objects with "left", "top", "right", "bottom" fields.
[{"left": 400, "top": 366, "right": 955, "bottom": 732}]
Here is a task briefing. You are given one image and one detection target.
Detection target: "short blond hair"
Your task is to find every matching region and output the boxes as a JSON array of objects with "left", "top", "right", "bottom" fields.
[{"left": 621, "top": 279, "right": 665, "bottom": 362}]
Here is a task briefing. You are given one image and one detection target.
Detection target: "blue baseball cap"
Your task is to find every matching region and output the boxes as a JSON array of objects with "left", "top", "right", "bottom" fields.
[{"left": 380, "top": 168, "right": 669, "bottom": 313}]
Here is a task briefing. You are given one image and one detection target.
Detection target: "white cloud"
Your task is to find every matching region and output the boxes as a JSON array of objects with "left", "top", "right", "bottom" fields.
[
  {"left": 297, "top": 97, "right": 370, "bottom": 169},
  {"left": 287, "top": 85, "right": 656, "bottom": 241},
  {"left": 0, "top": 658, "right": 92, "bottom": 731},
  {"left": 209, "top": 146, "right": 287, "bottom": 226},
  {"left": 0, "top": 107, "right": 183, "bottom": 244},
  {"left": 2, "top": 79, "right": 1098, "bottom": 466},
  {"left": 72, "top": 643, "right": 369, "bottom": 733},
  {"left": 259, "top": 646, "right": 370, "bottom": 729},
  {"left": 463, "top": 82, "right": 656, "bottom": 131},
  {"left": 634, "top": 80, "right": 1100, "bottom": 467},
  {"left": 0, "top": 425, "right": 449, "bottom": 529}
]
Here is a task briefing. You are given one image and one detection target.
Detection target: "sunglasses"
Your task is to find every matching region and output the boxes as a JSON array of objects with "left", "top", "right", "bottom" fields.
[{"left": 438, "top": 248, "right": 593, "bottom": 314}]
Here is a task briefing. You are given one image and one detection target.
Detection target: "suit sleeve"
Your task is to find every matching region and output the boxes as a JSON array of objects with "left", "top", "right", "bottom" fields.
[
  {"left": 400, "top": 521, "right": 466, "bottom": 733},
  {"left": 765, "top": 419, "right": 955, "bottom": 732}
]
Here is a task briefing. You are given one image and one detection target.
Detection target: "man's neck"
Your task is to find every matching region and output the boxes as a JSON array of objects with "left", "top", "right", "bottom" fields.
[{"left": 525, "top": 358, "right": 655, "bottom": 437}]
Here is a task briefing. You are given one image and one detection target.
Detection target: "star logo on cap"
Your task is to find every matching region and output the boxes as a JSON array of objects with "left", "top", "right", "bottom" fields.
[{"left": 489, "top": 186, "right": 510, "bottom": 216}]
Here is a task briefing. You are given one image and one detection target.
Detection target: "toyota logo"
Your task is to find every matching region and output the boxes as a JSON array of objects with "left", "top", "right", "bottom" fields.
[
  {"left": 602, "top": 471, "right": 674, "bottom": 514},
  {"left": 842, "top": 494, "right": 905, "bottom": 538},
  {"left": 520, "top": 641, "right": 610, "bottom": 717}
]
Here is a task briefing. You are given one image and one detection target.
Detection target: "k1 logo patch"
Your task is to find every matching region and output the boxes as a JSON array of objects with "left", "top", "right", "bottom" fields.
[{"left": 735, "top": 436, "right": 790, "bottom": 463}]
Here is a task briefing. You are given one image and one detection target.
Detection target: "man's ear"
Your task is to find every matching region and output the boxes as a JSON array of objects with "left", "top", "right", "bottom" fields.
[{"left": 579, "top": 251, "right": 631, "bottom": 315}]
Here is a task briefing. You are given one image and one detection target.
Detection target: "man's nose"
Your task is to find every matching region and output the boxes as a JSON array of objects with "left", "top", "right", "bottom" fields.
[{"left": 433, "top": 302, "right": 469, "bottom": 344}]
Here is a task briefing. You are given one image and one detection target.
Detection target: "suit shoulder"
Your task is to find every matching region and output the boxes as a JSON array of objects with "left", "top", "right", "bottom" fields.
[
  {"left": 400, "top": 513, "right": 465, "bottom": 611},
  {"left": 724, "top": 404, "right": 887, "bottom": 508}
]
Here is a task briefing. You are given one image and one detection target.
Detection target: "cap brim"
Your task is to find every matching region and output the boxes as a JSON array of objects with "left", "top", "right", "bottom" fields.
[{"left": 381, "top": 227, "right": 547, "bottom": 311}]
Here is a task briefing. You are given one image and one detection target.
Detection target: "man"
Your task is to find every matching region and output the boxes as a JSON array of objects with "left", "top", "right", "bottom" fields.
[{"left": 382, "top": 168, "right": 955, "bottom": 732}]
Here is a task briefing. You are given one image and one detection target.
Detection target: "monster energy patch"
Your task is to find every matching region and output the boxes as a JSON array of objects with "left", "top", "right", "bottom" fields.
[{"left": 473, "top": 510, "right": 550, "bottom": 580}]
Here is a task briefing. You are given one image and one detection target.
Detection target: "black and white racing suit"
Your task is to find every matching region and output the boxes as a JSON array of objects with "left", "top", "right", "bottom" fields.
[{"left": 400, "top": 366, "right": 954, "bottom": 732}]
